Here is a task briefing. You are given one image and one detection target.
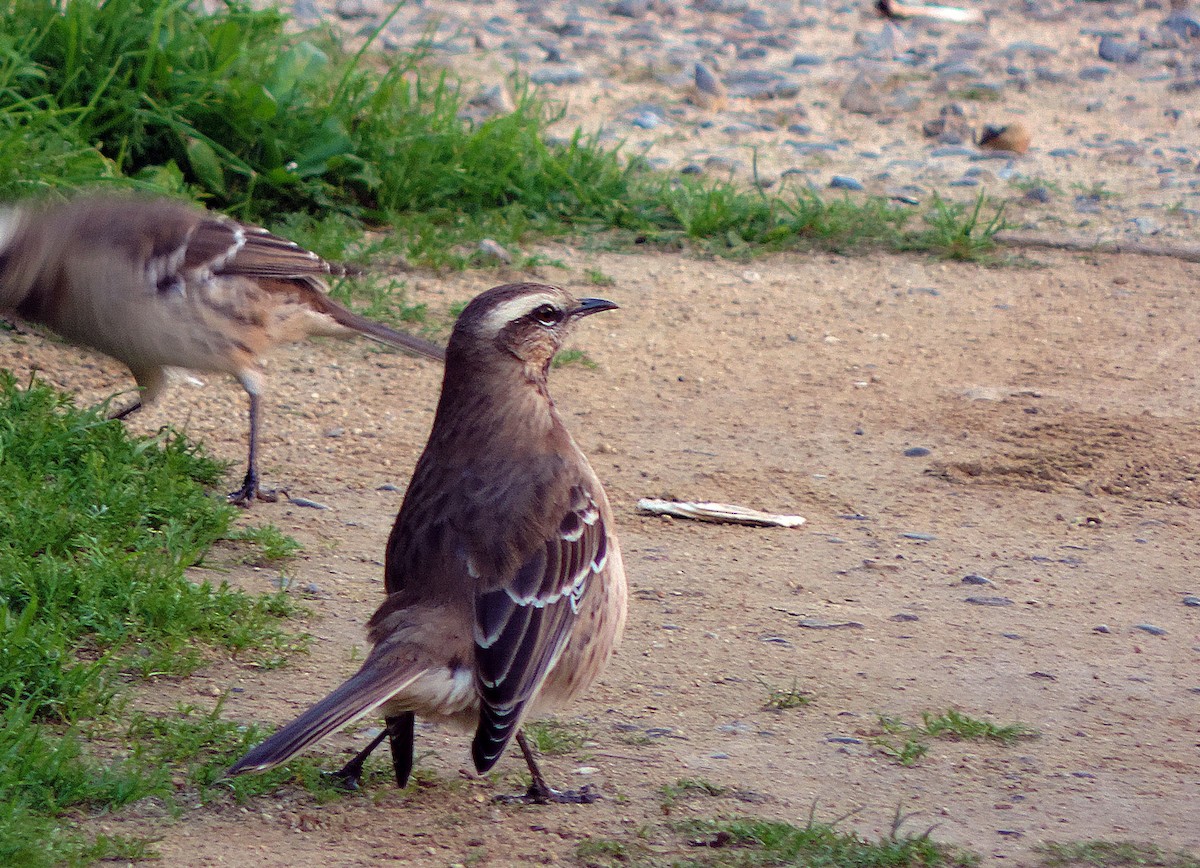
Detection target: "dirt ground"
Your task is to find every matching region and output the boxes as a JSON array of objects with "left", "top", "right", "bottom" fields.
[{"left": 5, "top": 243, "right": 1198, "bottom": 865}]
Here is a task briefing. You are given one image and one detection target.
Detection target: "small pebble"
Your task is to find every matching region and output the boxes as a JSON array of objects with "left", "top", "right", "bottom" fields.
[
  {"left": 830, "top": 175, "right": 864, "bottom": 190},
  {"left": 965, "top": 596, "right": 1014, "bottom": 606},
  {"left": 901, "top": 532, "right": 937, "bottom": 541},
  {"left": 962, "top": 573, "right": 994, "bottom": 585},
  {"left": 1183, "top": 595, "right": 1200, "bottom": 607},
  {"left": 288, "top": 497, "right": 331, "bottom": 510},
  {"left": 903, "top": 446, "right": 931, "bottom": 457},
  {"left": 826, "top": 736, "right": 863, "bottom": 744},
  {"left": 890, "top": 613, "right": 919, "bottom": 622},
  {"left": 1134, "top": 623, "right": 1167, "bottom": 636},
  {"left": 1093, "top": 625, "right": 1112, "bottom": 634}
]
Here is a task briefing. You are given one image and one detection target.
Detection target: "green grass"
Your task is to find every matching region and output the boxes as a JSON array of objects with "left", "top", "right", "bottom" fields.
[
  {"left": 576, "top": 808, "right": 977, "bottom": 867},
  {"left": 0, "top": 0, "right": 1008, "bottom": 266},
  {"left": 0, "top": 374, "right": 305, "bottom": 865},
  {"left": 1037, "top": 842, "right": 1199, "bottom": 868},
  {"left": 758, "top": 677, "right": 812, "bottom": 711},
  {"left": 871, "top": 709, "right": 1036, "bottom": 766},
  {"left": 524, "top": 719, "right": 593, "bottom": 756},
  {"left": 659, "top": 778, "right": 728, "bottom": 810}
]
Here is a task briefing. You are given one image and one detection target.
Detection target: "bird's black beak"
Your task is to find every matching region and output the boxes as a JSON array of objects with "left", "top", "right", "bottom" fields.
[{"left": 573, "top": 297, "right": 619, "bottom": 318}]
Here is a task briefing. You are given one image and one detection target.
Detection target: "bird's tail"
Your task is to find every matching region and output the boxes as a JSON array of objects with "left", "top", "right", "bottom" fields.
[
  {"left": 229, "top": 664, "right": 425, "bottom": 776},
  {"left": 332, "top": 305, "right": 447, "bottom": 363}
]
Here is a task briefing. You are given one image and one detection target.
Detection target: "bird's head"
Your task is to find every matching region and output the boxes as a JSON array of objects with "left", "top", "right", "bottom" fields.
[{"left": 449, "top": 283, "right": 618, "bottom": 380}]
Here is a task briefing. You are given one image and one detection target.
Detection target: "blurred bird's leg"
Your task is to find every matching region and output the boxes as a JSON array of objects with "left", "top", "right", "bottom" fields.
[
  {"left": 498, "top": 730, "right": 600, "bottom": 805},
  {"left": 230, "top": 371, "right": 278, "bottom": 505},
  {"left": 327, "top": 713, "right": 415, "bottom": 791},
  {"left": 108, "top": 367, "right": 166, "bottom": 420}
]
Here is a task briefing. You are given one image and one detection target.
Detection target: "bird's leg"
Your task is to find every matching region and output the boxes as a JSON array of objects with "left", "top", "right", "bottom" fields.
[
  {"left": 387, "top": 712, "right": 416, "bottom": 788},
  {"left": 326, "top": 728, "right": 388, "bottom": 791},
  {"left": 496, "top": 730, "right": 600, "bottom": 805},
  {"left": 109, "top": 398, "right": 143, "bottom": 421},
  {"left": 326, "top": 713, "right": 416, "bottom": 791},
  {"left": 229, "top": 389, "right": 278, "bottom": 505}
]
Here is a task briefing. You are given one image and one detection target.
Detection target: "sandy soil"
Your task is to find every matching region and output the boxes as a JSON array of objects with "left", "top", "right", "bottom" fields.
[{"left": 6, "top": 243, "right": 1198, "bottom": 866}]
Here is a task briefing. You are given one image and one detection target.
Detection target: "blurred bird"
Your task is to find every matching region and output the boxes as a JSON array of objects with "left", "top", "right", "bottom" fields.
[
  {"left": 230, "top": 283, "right": 627, "bottom": 803},
  {"left": 0, "top": 194, "right": 444, "bottom": 504},
  {"left": 978, "top": 120, "right": 1032, "bottom": 155}
]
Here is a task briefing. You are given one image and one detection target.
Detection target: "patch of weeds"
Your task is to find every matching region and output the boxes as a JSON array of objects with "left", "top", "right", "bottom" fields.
[
  {"left": 919, "top": 709, "right": 1037, "bottom": 744},
  {"left": 224, "top": 523, "right": 302, "bottom": 565},
  {"left": 948, "top": 86, "right": 1002, "bottom": 101},
  {"left": 524, "top": 719, "right": 593, "bottom": 756},
  {"left": 659, "top": 778, "right": 728, "bottom": 811},
  {"left": 874, "top": 737, "right": 930, "bottom": 767},
  {"left": 757, "top": 677, "right": 812, "bottom": 711},
  {"left": 1037, "top": 841, "right": 1200, "bottom": 868},
  {"left": 577, "top": 837, "right": 636, "bottom": 867},
  {"left": 908, "top": 192, "right": 1007, "bottom": 262},
  {"left": 1010, "top": 177, "right": 1063, "bottom": 196},
  {"left": 669, "top": 810, "right": 978, "bottom": 867},
  {"left": 584, "top": 268, "right": 616, "bottom": 286},
  {"left": 552, "top": 348, "right": 598, "bottom": 370},
  {"left": 872, "top": 709, "right": 1035, "bottom": 765},
  {"left": 1070, "top": 181, "right": 1118, "bottom": 200}
]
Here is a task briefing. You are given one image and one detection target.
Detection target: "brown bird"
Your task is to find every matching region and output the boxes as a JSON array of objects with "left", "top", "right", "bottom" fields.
[
  {"left": 229, "top": 282, "right": 627, "bottom": 803},
  {"left": 0, "top": 194, "right": 445, "bottom": 505}
]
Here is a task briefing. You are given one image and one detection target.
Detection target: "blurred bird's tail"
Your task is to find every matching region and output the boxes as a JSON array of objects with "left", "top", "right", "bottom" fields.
[
  {"left": 228, "top": 666, "right": 425, "bottom": 776},
  {"left": 335, "top": 306, "right": 447, "bottom": 363}
]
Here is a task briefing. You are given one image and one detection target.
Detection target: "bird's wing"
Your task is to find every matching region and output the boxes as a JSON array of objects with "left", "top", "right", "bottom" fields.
[
  {"left": 470, "top": 483, "right": 609, "bottom": 772},
  {"left": 184, "top": 217, "right": 348, "bottom": 283}
]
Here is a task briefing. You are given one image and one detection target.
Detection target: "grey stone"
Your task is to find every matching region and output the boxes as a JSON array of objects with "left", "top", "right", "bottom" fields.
[
  {"left": 1134, "top": 623, "right": 1167, "bottom": 636},
  {"left": 841, "top": 74, "right": 884, "bottom": 115},
  {"left": 610, "top": 0, "right": 650, "bottom": 18},
  {"left": 791, "top": 52, "right": 827, "bottom": 67},
  {"left": 1098, "top": 35, "right": 1141, "bottom": 63},
  {"left": 1163, "top": 12, "right": 1200, "bottom": 39},
  {"left": 530, "top": 67, "right": 587, "bottom": 85},
  {"left": 830, "top": 175, "right": 864, "bottom": 190},
  {"left": 965, "top": 596, "right": 1014, "bottom": 606},
  {"left": 1079, "top": 66, "right": 1113, "bottom": 81}
]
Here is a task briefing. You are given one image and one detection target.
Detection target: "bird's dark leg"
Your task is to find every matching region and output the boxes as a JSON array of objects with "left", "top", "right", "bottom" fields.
[
  {"left": 326, "top": 728, "right": 388, "bottom": 791},
  {"left": 109, "top": 398, "right": 143, "bottom": 421},
  {"left": 497, "top": 730, "right": 600, "bottom": 805},
  {"left": 326, "top": 713, "right": 415, "bottom": 791},
  {"left": 387, "top": 712, "right": 416, "bottom": 788},
  {"left": 229, "top": 390, "right": 277, "bottom": 505}
]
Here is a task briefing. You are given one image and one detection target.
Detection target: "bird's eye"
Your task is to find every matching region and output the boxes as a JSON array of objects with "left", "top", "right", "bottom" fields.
[{"left": 530, "top": 303, "right": 563, "bottom": 327}]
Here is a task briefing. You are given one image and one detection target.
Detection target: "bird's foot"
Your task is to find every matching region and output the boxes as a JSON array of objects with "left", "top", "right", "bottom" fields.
[
  {"left": 227, "top": 476, "right": 280, "bottom": 506},
  {"left": 323, "top": 764, "right": 365, "bottom": 792},
  {"left": 496, "top": 783, "right": 601, "bottom": 805}
]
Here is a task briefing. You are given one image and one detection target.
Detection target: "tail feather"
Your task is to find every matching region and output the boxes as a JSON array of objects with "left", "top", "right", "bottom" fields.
[
  {"left": 294, "top": 281, "right": 445, "bottom": 362},
  {"left": 229, "top": 666, "right": 425, "bottom": 776},
  {"left": 334, "top": 305, "right": 447, "bottom": 362}
]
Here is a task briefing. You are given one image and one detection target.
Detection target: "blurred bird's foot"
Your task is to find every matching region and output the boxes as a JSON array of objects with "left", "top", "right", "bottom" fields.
[
  {"left": 324, "top": 766, "right": 364, "bottom": 791},
  {"left": 108, "top": 398, "right": 143, "bottom": 421},
  {"left": 228, "top": 472, "right": 279, "bottom": 506},
  {"left": 496, "top": 783, "right": 601, "bottom": 805}
]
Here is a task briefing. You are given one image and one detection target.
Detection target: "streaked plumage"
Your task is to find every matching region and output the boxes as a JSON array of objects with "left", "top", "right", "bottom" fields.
[
  {"left": 0, "top": 193, "right": 444, "bottom": 504},
  {"left": 230, "top": 282, "right": 627, "bottom": 803}
]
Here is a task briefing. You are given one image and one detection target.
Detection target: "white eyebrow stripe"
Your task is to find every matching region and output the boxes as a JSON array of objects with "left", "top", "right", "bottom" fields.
[{"left": 477, "top": 292, "right": 562, "bottom": 335}]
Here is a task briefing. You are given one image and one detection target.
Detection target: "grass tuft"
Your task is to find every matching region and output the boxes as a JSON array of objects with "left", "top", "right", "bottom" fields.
[
  {"left": 1037, "top": 841, "right": 1200, "bottom": 868},
  {"left": 871, "top": 709, "right": 1036, "bottom": 765},
  {"left": 0, "top": 374, "right": 304, "bottom": 864}
]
